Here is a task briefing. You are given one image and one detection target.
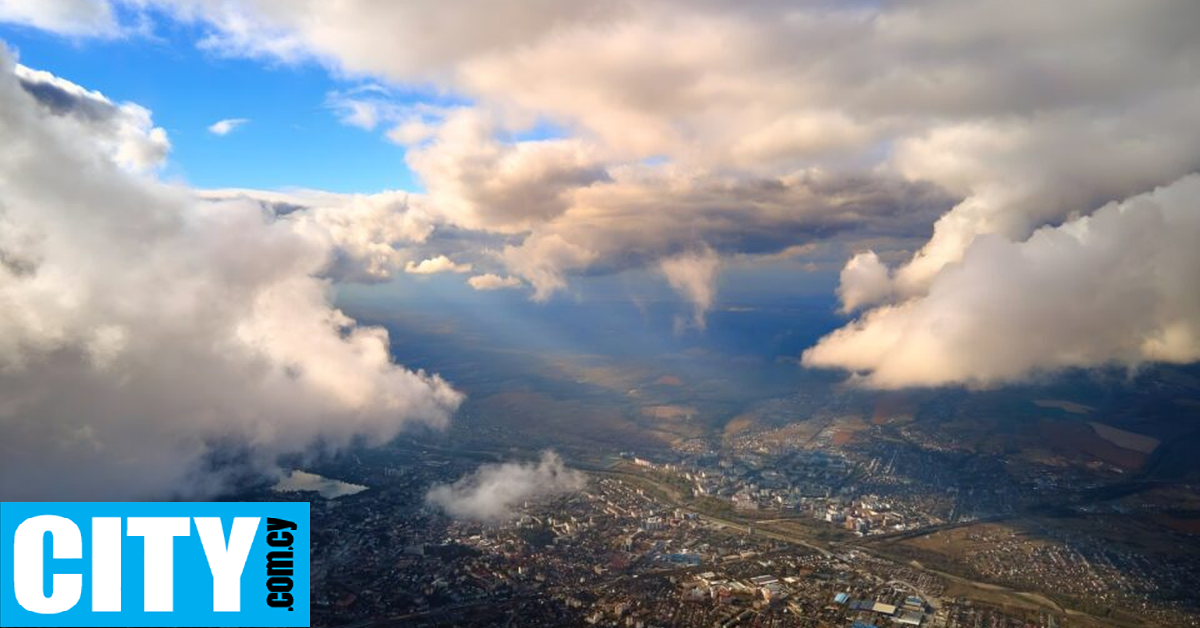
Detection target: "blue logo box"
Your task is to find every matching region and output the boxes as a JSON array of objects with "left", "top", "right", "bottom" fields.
[{"left": 1, "top": 502, "right": 309, "bottom": 627}]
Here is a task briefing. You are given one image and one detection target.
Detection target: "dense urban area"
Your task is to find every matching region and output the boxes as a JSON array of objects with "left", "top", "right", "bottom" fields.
[{"left": 250, "top": 390, "right": 1200, "bottom": 628}]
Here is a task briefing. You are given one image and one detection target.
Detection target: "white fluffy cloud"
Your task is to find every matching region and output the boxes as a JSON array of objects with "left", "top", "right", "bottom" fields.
[
  {"left": 404, "top": 255, "right": 471, "bottom": 275},
  {"left": 0, "top": 51, "right": 462, "bottom": 500},
  {"left": 425, "top": 451, "right": 585, "bottom": 522},
  {"left": 407, "top": 109, "right": 608, "bottom": 232},
  {"left": 207, "top": 117, "right": 248, "bottom": 135},
  {"left": 15, "top": 63, "right": 170, "bottom": 171},
  {"left": 804, "top": 175, "right": 1200, "bottom": 388},
  {"left": 202, "top": 187, "right": 438, "bottom": 283},
  {"left": 0, "top": 0, "right": 119, "bottom": 37},
  {"left": 852, "top": 106, "right": 1200, "bottom": 306},
  {"left": 467, "top": 273, "right": 523, "bottom": 291},
  {"left": 837, "top": 251, "right": 892, "bottom": 314},
  {"left": 501, "top": 232, "right": 598, "bottom": 302}
]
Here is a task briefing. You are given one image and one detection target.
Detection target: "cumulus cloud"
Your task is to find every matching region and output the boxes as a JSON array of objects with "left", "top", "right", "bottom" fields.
[
  {"left": 467, "top": 273, "right": 523, "bottom": 291},
  {"left": 500, "top": 232, "right": 597, "bottom": 302},
  {"left": 804, "top": 175, "right": 1200, "bottom": 388},
  {"left": 404, "top": 255, "right": 471, "bottom": 275},
  {"left": 837, "top": 251, "right": 892, "bottom": 313},
  {"left": 425, "top": 451, "right": 585, "bottom": 522},
  {"left": 0, "top": 0, "right": 120, "bottom": 37},
  {"left": 0, "top": 52, "right": 462, "bottom": 500},
  {"left": 407, "top": 109, "right": 608, "bottom": 232},
  {"left": 852, "top": 108, "right": 1200, "bottom": 306},
  {"left": 8, "top": 0, "right": 1200, "bottom": 384},
  {"left": 207, "top": 117, "right": 248, "bottom": 135},
  {"left": 141, "top": 0, "right": 1199, "bottom": 316},
  {"left": 201, "top": 188, "right": 438, "bottom": 283},
  {"left": 15, "top": 63, "right": 170, "bottom": 171},
  {"left": 659, "top": 247, "right": 720, "bottom": 332}
]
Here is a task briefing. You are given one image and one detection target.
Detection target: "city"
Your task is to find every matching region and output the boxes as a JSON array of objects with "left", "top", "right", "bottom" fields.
[{"left": 254, "top": 395, "right": 1200, "bottom": 628}]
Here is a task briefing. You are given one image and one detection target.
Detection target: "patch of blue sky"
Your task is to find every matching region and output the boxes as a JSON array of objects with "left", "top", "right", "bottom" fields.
[
  {"left": 0, "top": 13, "right": 460, "bottom": 194},
  {"left": 510, "top": 116, "right": 571, "bottom": 142}
]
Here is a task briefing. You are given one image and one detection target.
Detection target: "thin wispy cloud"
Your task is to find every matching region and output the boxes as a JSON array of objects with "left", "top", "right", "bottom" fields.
[{"left": 207, "top": 117, "right": 249, "bottom": 136}]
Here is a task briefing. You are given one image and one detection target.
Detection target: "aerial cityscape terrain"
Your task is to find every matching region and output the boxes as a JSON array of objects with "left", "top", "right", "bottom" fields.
[
  {"left": 256, "top": 329, "right": 1200, "bottom": 628},
  {"left": 1, "top": 1, "right": 1199, "bottom": 627}
]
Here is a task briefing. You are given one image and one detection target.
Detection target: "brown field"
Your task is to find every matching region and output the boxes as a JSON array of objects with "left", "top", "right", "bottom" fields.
[
  {"left": 539, "top": 357, "right": 647, "bottom": 392},
  {"left": 476, "top": 391, "right": 676, "bottom": 449},
  {"left": 1038, "top": 420, "right": 1147, "bottom": 470},
  {"left": 1153, "top": 514, "right": 1200, "bottom": 535},
  {"left": 820, "top": 415, "right": 869, "bottom": 448},
  {"left": 871, "top": 394, "right": 917, "bottom": 425},
  {"left": 1087, "top": 422, "right": 1159, "bottom": 454},
  {"left": 1034, "top": 399, "right": 1094, "bottom": 414},
  {"left": 900, "top": 522, "right": 1045, "bottom": 562},
  {"left": 722, "top": 414, "right": 757, "bottom": 438},
  {"left": 641, "top": 404, "right": 697, "bottom": 421}
]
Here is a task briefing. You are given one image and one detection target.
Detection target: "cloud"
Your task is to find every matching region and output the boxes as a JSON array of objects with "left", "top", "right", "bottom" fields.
[
  {"left": 425, "top": 451, "right": 585, "bottom": 522},
  {"left": 207, "top": 117, "right": 249, "bottom": 136},
  {"left": 386, "top": 118, "right": 437, "bottom": 145},
  {"left": 407, "top": 108, "right": 609, "bottom": 232},
  {"left": 404, "top": 254, "right": 471, "bottom": 275},
  {"left": 201, "top": 187, "right": 437, "bottom": 283},
  {"left": 0, "top": 51, "right": 462, "bottom": 500},
  {"left": 501, "top": 232, "right": 597, "bottom": 301},
  {"left": 803, "top": 174, "right": 1200, "bottom": 388},
  {"left": 496, "top": 170, "right": 950, "bottom": 301},
  {"left": 15, "top": 63, "right": 170, "bottom": 171},
  {"left": 0, "top": 0, "right": 120, "bottom": 37},
  {"left": 9, "top": 1, "right": 1200, "bottom": 384},
  {"left": 135, "top": 1, "right": 1200, "bottom": 167},
  {"left": 324, "top": 84, "right": 454, "bottom": 146},
  {"left": 467, "top": 273, "right": 522, "bottom": 291},
  {"left": 332, "top": 98, "right": 379, "bottom": 130},
  {"left": 659, "top": 247, "right": 720, "bottom": 332},
  {"left": 138, "top": 0, "right": 1199, "bottom": 301},
  {"left": 837, "top": 251, "right": 891, "bottom": 313},
  {"left": 858, "top": 108, "right": 1200, "bottom": 305}
]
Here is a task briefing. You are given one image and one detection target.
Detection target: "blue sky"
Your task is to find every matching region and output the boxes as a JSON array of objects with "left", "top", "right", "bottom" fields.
[{"left": 0, "top": 17, "right": 425, "bottom": 193}]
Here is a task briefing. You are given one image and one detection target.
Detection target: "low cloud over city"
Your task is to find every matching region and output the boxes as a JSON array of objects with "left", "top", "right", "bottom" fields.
[{"left": 426, "top": 451, "right": 586, "bottom": 522}]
